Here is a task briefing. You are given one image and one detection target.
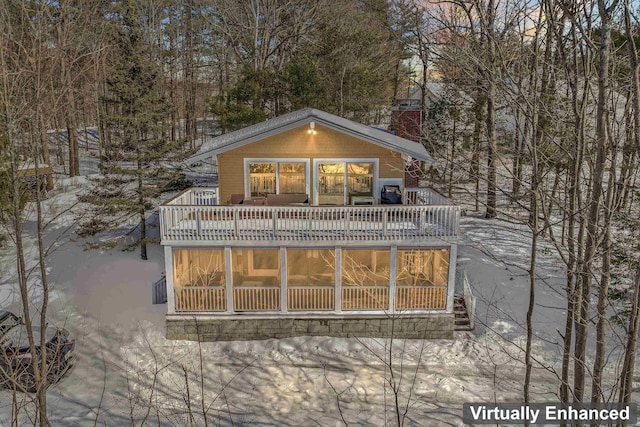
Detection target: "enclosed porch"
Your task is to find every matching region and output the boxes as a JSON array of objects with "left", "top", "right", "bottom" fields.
[{"left": 168, "top": 247, "right": 453, "bottom": 315}]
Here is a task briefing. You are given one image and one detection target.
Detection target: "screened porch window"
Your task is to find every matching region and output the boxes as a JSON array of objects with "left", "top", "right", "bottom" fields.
[
  {"left": 173, "top": 249, "right": 225, "bottom": 288},
  {"left": 248, "top": 161, "right": 307, "bottom": 196},
  {"left": 396, "top": 249, "right": 449, "bottom": 286},
  {"left": 173, "top": 249, "right": 226, "bottom": 312},
  {"left": 232, "top": 249, "right": 280, "bottom": 311},
  {"left": 341, "top": 249, "right": 390, "bottom": 310},
  {"left": 287, "top": 249, "right": 335, "bottom": 311},
  {"left": 395, "top": 249, "right": 449, "bottom": 310}
]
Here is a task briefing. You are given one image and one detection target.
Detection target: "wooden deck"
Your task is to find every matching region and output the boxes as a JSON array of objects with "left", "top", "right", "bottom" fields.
[{"left": 160, "top": 187, "right": 459, "bottom": 244}]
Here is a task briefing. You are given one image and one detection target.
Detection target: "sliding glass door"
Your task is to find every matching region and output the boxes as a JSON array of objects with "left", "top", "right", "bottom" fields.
[
  {"left": 317, "top": 162, "right": 345, "bottom": 205},
  {"left": 316, "top": 160, "right": 375, "bottom": 205}
]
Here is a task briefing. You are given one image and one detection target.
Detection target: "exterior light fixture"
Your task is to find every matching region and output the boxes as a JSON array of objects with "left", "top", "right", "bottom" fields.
[{"left": 307, "top": 121, "right": 316, "bottom": 135}]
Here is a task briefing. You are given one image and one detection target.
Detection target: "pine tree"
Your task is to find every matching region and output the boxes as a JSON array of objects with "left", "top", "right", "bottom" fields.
[{"left": 80, "top": 0, "right": 176, "bottom": 260}]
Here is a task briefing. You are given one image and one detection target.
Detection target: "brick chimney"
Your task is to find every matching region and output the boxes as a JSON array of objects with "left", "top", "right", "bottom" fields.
[{"left": 390, "top": 98, "right": 422, "bottom": 188}]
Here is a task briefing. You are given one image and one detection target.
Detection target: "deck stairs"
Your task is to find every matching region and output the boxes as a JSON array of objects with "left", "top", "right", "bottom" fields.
[
  {"left": 453, "top": 294, "right": 473, "bottom": 331},
  {"left": 152, "top": 274, "right": 167, "bottom": 304}
]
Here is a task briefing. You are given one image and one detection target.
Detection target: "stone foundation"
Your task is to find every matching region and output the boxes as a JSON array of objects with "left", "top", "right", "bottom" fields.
[{"left": 166, "top": 314, "right": 454, "bottom": 341}]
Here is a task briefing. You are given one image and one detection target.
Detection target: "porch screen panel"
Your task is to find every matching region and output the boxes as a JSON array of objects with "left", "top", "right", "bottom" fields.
[
  {"left": 173, "top": 249, "right": 226, "bottom": 311},
  {"left": 287, "top": 249, "right": 335, "bottom": 310},
  {"left": 232, "top": 249, "right": 280, "bottom": 311},
  {"left": 279, "top": 163, "right": 306, "bottom": 194},
  {"left": 395, "top": 249, "right": 449, "bottom": 310},
  {"left": 249, "top": 162, "right": 276, "bottom": 196},
  {"left": 341, "top": 249, "right": 390, "bottom": 310}
]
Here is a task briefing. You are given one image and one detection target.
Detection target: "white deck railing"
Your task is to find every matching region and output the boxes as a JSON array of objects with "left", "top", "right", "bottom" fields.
[
  {"left": 173, "top": 284, "right": 448, "bottom": 313},
  {"left": 175, "top": 287, "right": 226, "bottom": 311},
  {"left": 160, "top": 188, "right": 459, "bottom": 244},
  {"left": 404, "top": 187, "right": 452, "bottom": 205},
  {"left": 342, "top": 286, "right": 389, "bottom": 310},
  {"left": 166, "top": 187, "right": 219, "bottom": 206},
  {"left": 288, "top": 286, "right": 335, "bottom": 311},
  {"left": 395, "top": 286, "right": 447, "bottom": 310},
  {"left": 461, "top": 272, "right": 476, "bottom": 329}
]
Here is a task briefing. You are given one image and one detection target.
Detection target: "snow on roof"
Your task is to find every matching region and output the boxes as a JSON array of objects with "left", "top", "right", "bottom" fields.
[{"left": 188, "top": 108, "right": 434, "bottom": 164}]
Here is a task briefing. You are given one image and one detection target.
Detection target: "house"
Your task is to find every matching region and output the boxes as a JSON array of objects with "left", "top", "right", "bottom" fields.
[{"left": 160, "top": 108, "right": 473, "bottom": 341}]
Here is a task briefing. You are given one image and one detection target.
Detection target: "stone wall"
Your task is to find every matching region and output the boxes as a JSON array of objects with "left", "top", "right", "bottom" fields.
[{"left": 166, "top": 314, "right": 454, "bottom": 341}]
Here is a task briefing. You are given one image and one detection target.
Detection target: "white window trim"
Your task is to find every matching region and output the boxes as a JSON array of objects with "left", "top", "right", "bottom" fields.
[
  {"left": 244, "top": 158, "right": 310, "bottom": 198},
  {"left": 313, "top": 158, "right": 379, "bottom": 205}
]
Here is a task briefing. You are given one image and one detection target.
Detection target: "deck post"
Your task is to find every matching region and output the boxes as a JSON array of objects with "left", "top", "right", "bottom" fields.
[
  {"left": 225, "top": 247, "right": 234, "bottom": 313},
  {"left": 164, "top": 246, "right": 175, "bottom": 314},
  {"left": 233, "top": 209, "right": 239, "bottom": 237},
  {"left": 335, "top": 247, "right": 342, "bottom": 312},
  {"left": 344, "top": 210, "right": 350, "bottom": 237},
  {"left": 446, "top": 244, "right": 457, "bottom": 313},
  {"left": 272, "top": 208, "right": 277, "bottom": 238},
  {"left": 382, "top": 209, "right": 388, "bottom": 237},
  {"left": 389, "top": 246, "right": 397, "bottom": 313},
  {"left": 280, "top": 247, "right": 287, "bottom": 313}
]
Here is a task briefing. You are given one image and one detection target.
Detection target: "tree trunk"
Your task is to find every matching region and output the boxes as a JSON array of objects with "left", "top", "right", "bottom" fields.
[
  {"left": 524, "top": 145, "right": 538, "bottom": 404},
  {"left": 34, "top": 138, "right": 50, "bottom": 427},
  {"left": 448, "top": 112, "right": 456, "bottom": 199},
  {"left": 484, "top": 0, "right": 497, "bottom": 219},
  {"left": 558, "top": 14, "right": 589, "bottom": 405},
  {"left": 618, "top": 0, "right": 640, "bottom": 411},
  {"left": 137, "top": 148, "right": 147, "bottom": 261},
  {"left": 66, "top": 96, "right": 80, "bottom": 176},
  {"left": 619, "top": 263, "right": 640, "bottom": 410},
  {"left": 183, "top": 0, "right": 197, "bottom": 149},
  {"left": 470, "top": 90, "right": 485, "bottom": 212},
  {"left": 574, "top": 0, "right": 612, "bottom": 403}
]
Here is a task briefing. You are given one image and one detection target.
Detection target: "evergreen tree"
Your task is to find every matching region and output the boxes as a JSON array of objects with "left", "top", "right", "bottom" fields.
[{"left": 80, "top": 0, "right": 176, "bottom": 260}]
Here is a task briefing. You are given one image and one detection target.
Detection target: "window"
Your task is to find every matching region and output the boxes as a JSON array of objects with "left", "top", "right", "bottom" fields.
[
  {"left": 249, "top": 249, "right": 280, "bottom": 275},
  {"left": 249, "top": 162, "right": 276, "bottom": 196},
  {"left": 231, "top": 249, "right": 281, "bottom": 311},
  {"left": 231, "top": 249, "right": 280, "bottom": 286},
  {"left": 396, "top": 249, "right": 449, "bottom": 286},
  {"left": 341, "top": 249, "right": 390, "bottom": 286},
  {"left": 279, "top": 163, "right": 306, "bottom": 193},
  {"left": 341, "top": 249, "right": 390, "bottom": 310},
  {"left": 287, "top": 249, "right": 335, "bottom": 286},
  {"left": 395, "top": 249, "right": 449, "bottom": 310},
  {"left": 247, "top": 159, "right": 308, "bottom": 196},
  {"left": 287, "top": 249, "right": 335, "bottom": 311},
  {"left": 347, "top": 163, "right": 374, "bottom": 195},
  {"left": 173, "top": 249, "right": 225, "bottom": 287}
]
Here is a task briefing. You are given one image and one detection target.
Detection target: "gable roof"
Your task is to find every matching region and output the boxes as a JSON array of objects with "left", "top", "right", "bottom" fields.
[{"left": 188, "top": 108, "right": 434, "bottom": 164}]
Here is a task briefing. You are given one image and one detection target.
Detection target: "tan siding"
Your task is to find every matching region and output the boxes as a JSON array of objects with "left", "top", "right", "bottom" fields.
[{"left": 218, "top": 123, "right": 407, "bottom": 204}]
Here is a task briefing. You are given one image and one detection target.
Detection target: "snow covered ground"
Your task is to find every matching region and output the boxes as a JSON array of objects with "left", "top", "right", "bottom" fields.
[{"left": 0, "top": 160, "right": 637, "bottom": 425}]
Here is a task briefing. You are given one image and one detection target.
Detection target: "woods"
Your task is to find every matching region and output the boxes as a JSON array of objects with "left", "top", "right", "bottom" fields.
[{"left": 0, "top": 0, "right": 639, "bottom": 424}]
